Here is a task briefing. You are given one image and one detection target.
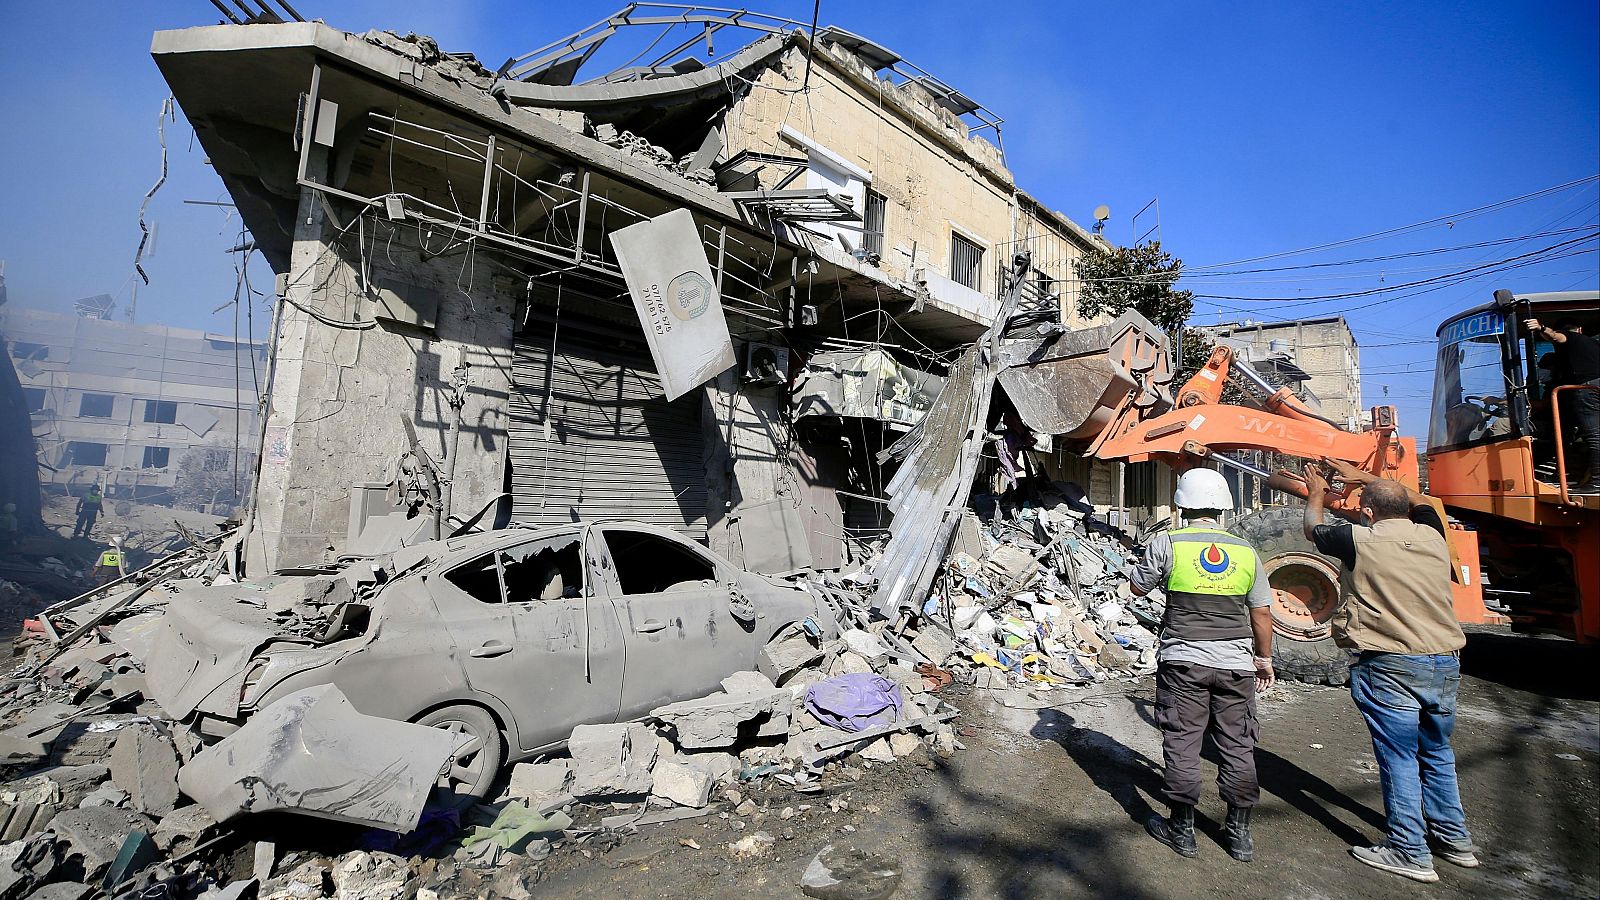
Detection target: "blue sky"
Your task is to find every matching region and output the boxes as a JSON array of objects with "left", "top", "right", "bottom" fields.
[{"left": 1, "top": 1, "right": 1596, "bottom": 434}]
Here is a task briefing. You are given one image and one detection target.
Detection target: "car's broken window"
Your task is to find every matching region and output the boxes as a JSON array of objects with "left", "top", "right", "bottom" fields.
[
  {"left": 444, "top": 553, "right": 507, "bottom": 604},
  {"left": 501, "top": 536, "right": 584, "bottom": 603},
  {"left": 602, "top": 531, "right": 716, "bottom": 594},
  {"left": 444, "top": 535, "right": 584, "bottom": 604}
]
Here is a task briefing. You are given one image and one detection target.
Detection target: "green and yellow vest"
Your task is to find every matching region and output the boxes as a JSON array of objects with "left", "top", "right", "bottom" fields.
[{"left": 1163, "top": 526, "right": 1259, "bottom": 641}]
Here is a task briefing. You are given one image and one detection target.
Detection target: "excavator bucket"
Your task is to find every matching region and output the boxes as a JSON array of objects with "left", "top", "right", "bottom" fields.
[{"left": 996, "top": 310, "right": 1174, "bottom": 440}]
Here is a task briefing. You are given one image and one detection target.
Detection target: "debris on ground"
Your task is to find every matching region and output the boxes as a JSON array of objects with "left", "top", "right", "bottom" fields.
[{"left": 0, "top": 523, "right": 967, "bottom": 898}]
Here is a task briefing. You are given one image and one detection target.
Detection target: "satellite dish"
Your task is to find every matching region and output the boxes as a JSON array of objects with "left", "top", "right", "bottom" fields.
[{"left": 1093, "top": 205, "right": 1111, "bottom": 222}]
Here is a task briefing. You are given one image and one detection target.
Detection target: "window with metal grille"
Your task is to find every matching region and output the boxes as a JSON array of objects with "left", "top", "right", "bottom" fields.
[
  {"left": 142, "top": 446, "right": 170, "bottom": 469},
  {"left": 863, "top": 190, "right": 887, "bottom": 257},
  {"left": 950, "top": 232, "right": 983, "bottom": 291},
  {"left": 78, "top": 393, "right": 114, "bottom": 418}
]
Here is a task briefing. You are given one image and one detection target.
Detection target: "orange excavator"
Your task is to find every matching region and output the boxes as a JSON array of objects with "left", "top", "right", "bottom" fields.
[{"left": 1015, "top": 289, "right": 1597, "bottom": 683}]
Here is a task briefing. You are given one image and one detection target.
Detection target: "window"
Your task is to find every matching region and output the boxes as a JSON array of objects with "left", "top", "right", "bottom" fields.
[
  {"left": 10, "top": 342, "right": 47, "bottom": 361},
  {"left": 1123, "top": 461, "right": 1159, "bottom": 509},
  {"left": 22, "top": 388, "right": 46, "bottom": 412},
  {"left": 144, "top": 400, "right": 178, "bottom": 424},
  {"left": 446, "top": 534, "right": 584, "bottom": 604},
  {"left": 1430, "top": 310, "right": 1517, "bottom": 449},
  {"left": 78, "top": 393, "right": 114, "bottom": 418},
  {"left": 142, "top": 446, "right": 171, "bottom": 469},
  {"left": 67, "top": 442, "right": 109, "bottom": 467},
  {"left": 950, "top": 232, "right": 984, "bottom": 291},
  {"left": 862, "top": 190, "right": 887, "bottom": 258},
  {"left": 602, "top": 530, "right": 716, "bottom": 595}
]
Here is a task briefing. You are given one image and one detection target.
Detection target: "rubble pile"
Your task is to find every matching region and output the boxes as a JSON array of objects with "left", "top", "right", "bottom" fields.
[
  {"left": 0, "top": 540, "right": 963, "bottom": 898},
  {"left": 857, "top": 481, "right": 1167, "bottom": 700}
]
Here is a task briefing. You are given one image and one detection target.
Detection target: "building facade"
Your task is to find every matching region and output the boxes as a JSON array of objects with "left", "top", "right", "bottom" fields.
[
  {"left": 2, "top": 307, "right": 262, "bottom": 508},
  {"left": 1204, "top": 316, "right": 1363, "bottom": 428},
  {"left": 152, "top": 9, "right": 1170, "bottom": 571}
]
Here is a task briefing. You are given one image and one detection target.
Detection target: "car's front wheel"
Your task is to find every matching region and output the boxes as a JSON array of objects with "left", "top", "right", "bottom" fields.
[{"left": 415, "top": 704, "right": 504, "bottom": 808}]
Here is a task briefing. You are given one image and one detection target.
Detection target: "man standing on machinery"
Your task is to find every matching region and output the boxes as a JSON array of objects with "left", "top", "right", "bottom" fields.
[{"left": 1526, "top": 317, "right": 1600, "bottom": 493}]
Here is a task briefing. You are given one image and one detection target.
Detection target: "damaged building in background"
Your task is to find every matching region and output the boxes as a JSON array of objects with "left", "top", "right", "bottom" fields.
[
  {"left": 150, "top": 5, "right": 1175, "bottom": 574},
  {"left": 2, "top": 306, "right": 263, "bottom": 512}
]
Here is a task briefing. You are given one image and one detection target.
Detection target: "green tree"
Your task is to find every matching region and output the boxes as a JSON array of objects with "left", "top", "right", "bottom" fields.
[{"left": 1072, "top": 240, "right": 1194, "bottom": 332}]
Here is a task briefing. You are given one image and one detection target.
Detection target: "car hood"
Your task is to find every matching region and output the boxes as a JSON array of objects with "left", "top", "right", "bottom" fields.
[{"left": 145, "top": 580, "right": 322, "bottom": 720}]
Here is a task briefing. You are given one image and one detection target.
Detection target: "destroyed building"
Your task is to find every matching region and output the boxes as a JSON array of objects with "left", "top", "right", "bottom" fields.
[
  {"left": 2, "top": 307, "right": 263, "bottom": 512},
  {"left": 149, "top": 6, "right": 1176, "bottom": 573}
]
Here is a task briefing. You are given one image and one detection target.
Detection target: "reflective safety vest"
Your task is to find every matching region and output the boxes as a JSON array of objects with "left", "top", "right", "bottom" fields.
[{"left": 1162, "top": 526, "right": 1259, "bottom": 641}]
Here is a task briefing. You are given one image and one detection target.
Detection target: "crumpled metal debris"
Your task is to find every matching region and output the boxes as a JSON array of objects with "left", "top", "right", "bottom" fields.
[{"left": 176, "top": 685, "right": 468, "bottom": 832}]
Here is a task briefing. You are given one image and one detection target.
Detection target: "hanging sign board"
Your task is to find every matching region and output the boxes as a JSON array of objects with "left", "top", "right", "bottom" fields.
[{"left": 608, "top": 209, "right": 737, "bottom": 401}]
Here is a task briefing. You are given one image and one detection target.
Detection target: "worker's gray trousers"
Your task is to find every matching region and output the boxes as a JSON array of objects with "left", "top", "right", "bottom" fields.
[{"left": 1155, "top": 661, "right": 1260, "bottom": 808}]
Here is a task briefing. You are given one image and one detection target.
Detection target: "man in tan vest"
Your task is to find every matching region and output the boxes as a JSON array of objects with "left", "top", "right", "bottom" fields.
[{"left": 1303, "top": 459, "right": 1474, "bottom": 884}]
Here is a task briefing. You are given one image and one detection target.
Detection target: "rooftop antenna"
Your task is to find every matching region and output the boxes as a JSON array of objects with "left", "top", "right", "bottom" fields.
[{"left": 1092, "top": 205, "right": 1110, "bottom": 235}]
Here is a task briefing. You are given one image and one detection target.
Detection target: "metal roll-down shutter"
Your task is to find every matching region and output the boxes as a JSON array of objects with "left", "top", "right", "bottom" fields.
[{"left": 508, "top": 331, "right": 708, "bottom": 539}]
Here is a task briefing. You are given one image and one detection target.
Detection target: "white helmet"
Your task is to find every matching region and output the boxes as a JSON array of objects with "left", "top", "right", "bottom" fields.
[{"left": 1174, "top": 468, "right": 1234, "bottom": 511}]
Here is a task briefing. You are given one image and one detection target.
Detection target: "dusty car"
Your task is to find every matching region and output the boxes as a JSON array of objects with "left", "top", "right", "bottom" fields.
[{"left": 142, "top": 521, "right": 834, "bottom": 803}]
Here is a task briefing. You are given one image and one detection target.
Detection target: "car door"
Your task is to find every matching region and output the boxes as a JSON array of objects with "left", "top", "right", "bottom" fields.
[
  {"left": 595, "top": 526, "right": 758, "bottom": 721},
  {"left": 431, "top": 530, "right": 626, "bottom": 752}
]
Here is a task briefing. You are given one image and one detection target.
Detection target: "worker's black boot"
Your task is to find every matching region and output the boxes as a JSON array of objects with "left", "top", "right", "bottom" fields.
[
  {"left": 1226, "top": 805, "right": 1254, "bottom": 862},
  {"left": 1147, "top": 804, "right": 1198, "bottom": 858}
]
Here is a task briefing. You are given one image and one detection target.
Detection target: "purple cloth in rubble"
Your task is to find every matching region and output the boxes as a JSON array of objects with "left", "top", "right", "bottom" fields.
[{"left": 804, "top": 673, "right": 905, "bottom": 733}]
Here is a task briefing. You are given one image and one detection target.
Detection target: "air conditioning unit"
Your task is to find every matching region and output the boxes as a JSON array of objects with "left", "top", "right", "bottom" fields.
[{"left": 742, "top": 342, "right": 790, "bottom": 386}]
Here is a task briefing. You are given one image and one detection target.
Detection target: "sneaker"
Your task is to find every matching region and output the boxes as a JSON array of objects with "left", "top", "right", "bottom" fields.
[
  {"left": 1570, "top": 482, "right": 1600, "bottom": 495},
  {"left": 1428, "top": 837, "right": 1481, "bottom": 868},
  {"left": 1350, "top": 845, "right": 1439, "bottom": 883}
]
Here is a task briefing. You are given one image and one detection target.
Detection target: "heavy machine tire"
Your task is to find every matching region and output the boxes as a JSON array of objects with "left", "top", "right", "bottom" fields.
[
  {"left": 1231, "top": 506, "right": 1352, "bottom": 686},
  {"left": 415, "top": 704, "right": 504, "bottom": 808}
]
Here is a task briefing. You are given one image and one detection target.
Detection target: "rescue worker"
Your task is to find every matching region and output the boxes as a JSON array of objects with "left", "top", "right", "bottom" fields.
[
  {"left": 1130, "top": 468, "right": 1275, "bottom": 862},
  {"left": 1304, "top": 459, "right": 1475, "bottom": 883},
  {"left": 93, "top": 538, "right": 125, "bottom": 585},
  {"left": 72, "top": 483, "right": 104, "bottom": 539}
]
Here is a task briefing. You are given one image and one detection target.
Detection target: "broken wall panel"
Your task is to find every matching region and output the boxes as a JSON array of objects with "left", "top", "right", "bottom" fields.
[{"left": 792, "top": 348, "right": 944, "bottom": 428}]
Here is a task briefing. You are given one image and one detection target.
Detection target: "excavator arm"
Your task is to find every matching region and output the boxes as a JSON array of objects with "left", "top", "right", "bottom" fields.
[{"left": 1085, "top": 344, "right": 1419, "bottom": 515}]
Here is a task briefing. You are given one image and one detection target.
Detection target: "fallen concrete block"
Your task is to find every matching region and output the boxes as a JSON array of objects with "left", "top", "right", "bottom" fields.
[
  {"left": 177, "top": 685, "right": 467, "bottom": 832},
  {"left": 719, "top": 670, "right": 776, "bottom": 694},
  {"left": 859, "top": 739, "right": 895, "bottom": 762},
  {"left": 0, "top": 774, "right": 61, "bottom": 842},
  {"left": 567, "top": 723, "right": 656, "bottom": 797},
  {"left": 650, "top": 689, "right": 792, "bottom": 750},
  {"left": 108, "top": 725, "right": 180, "bottom": 815},
  {"left": 681, "top": 751, "right": 738, "bottom": 784},
  {"left": 506, "top": 761, "right": 572, "bottom": 806},
  {"left": 910, "top": 628, "right": 957, "bottom": 665},
  {"left": 888, "top": 732, "right": 922, "bottom": 758},
  {"left": 330, "top": 850, "right": 413, "bottom": 900},
  {"left": 151, "top": 804, "right": 220, "bottom": 855},
  {"left": 78, "top": 784, "right": 128, "bottom": 808},
  {"left": 650, "top": 759, "right": 712, "bottom": 808},
  {"left": 759, "top": 623, "right": 824, "bottom": 685},
  {"left": 840, "top": 629, "right": 889, "bottom": 662},
  {"left": 46, "top": 806, "right": 154, "bottom": 880}
]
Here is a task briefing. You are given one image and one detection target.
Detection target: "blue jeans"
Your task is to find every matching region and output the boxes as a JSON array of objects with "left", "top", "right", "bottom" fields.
[{"left": 1349, "top": 652, "right": 1473, "bottom": 863}]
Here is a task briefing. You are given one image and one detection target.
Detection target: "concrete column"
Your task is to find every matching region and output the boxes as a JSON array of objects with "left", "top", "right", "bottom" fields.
[{"left": 245, "top": 152, "right": 514, "bottom": 572}]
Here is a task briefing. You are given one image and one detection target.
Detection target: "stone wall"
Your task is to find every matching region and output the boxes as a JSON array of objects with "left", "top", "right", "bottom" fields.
[{"left": 248, "top": 156, "right": 513, "bottom": 570}]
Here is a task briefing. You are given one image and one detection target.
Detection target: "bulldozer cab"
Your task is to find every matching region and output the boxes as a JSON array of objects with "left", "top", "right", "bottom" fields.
[
  {"left": 1427, "top": 289, "right": 1600, "bottom": 643},
  {"left": 1430, "top": 291, "right": 1599, "bottom": 487}
]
